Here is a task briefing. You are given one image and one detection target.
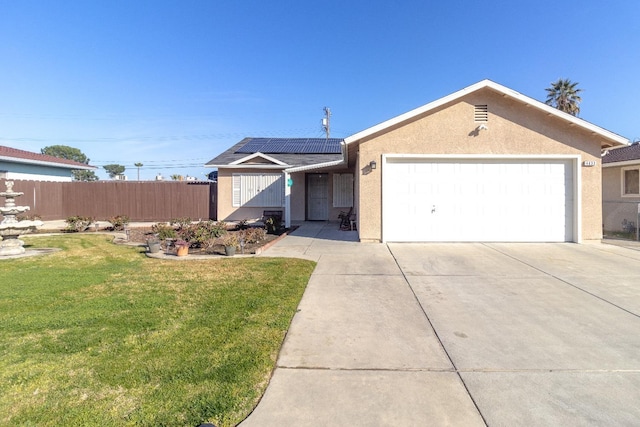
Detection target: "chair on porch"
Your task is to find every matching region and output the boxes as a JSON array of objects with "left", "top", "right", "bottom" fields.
[{"left": 338, "top": 207, "right": 353, "bottom": 230}]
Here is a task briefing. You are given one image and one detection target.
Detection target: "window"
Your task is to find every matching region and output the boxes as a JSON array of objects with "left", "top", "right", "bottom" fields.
[
  {"left": 232, "top": 173, "right": 284, "bottom": 207},
  {"left": 333, "top": 173, "right": 354, "bottom": 207},
  {"left": 623, "top": 168, "right": 640, "bottom": 196}
]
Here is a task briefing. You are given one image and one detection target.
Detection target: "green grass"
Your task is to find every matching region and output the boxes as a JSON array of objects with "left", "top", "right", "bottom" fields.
[{"left": 0, "top": 235, "right": 315, "bottom": 426}]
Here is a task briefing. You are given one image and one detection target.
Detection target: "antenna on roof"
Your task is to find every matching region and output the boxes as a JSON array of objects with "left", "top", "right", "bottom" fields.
[{"left": 322, "top": 107, "right": 331, "bottom": 141}]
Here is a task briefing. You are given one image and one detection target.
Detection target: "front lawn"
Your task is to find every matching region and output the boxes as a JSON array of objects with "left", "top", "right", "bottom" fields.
[{"left": 0, "top": 235, "right": 315, "bottom": 426}]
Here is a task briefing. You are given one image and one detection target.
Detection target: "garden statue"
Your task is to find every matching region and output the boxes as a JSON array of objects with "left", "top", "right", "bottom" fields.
[{"left": 0, "top": 181, "right": 43, "bottom": 255}]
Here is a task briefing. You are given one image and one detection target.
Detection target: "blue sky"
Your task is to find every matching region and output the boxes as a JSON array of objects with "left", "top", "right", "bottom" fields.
[{"left": 1, "top": 1, "right": 638, "bottom": 180}]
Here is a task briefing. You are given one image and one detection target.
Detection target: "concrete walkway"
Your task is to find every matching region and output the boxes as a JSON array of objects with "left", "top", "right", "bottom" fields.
[{"left": 242, "top": 222, "right": 640, "bottom": 426}]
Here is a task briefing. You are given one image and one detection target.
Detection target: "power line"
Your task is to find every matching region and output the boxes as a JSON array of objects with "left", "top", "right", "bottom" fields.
[{"left": 0, "top": 127, "right": 337, "bottom": 144}]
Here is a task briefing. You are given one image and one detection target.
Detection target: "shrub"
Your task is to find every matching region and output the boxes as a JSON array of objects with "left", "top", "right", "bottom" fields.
[
  {"left": 220, "top": 232, "right": 238, "bottom": 248},
  {"left": 241, "top": 227, "right": 266, "bottom": 244},
  {"left": 17, "top": 214, "right": 42, "bottom": 221},
  {"left": 151, "top": 222, "right": 177, "bottom": 240},
  {"left": 107, "top": 215, "right": 130, "bottom": 231},
  {"left": 177, "top": 220, "right": 227, "bottom": 248},
  {"left": 65, "top": 215, "right": 94, "bottom": 232},
  {"left": 170, "top": 217, "right": 192, "bottom": 229}
]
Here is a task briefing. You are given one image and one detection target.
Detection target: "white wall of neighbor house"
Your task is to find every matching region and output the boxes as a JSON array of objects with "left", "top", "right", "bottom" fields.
[
  {"left": 602, "top": 165, "right": 640, "bottom": 233},
  {"left": 0, "top": 162, "right": 74, "bottom": 182}
]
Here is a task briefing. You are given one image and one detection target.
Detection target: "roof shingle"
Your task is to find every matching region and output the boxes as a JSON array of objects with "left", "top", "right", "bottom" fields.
[
  {"left": 0, "top": 145, "right": 96, "bottom": 169},
  {"left": 603, "top": 143, "right": 640, "bottom": 164}
]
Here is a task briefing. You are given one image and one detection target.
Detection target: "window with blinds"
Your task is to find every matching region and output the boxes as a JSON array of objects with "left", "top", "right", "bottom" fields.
[
  {"left": 232, "top": 173, "right": 284, "bottom": 207},
  {"left": 333, "top": 173, "right": 354, "bottom": 207}
]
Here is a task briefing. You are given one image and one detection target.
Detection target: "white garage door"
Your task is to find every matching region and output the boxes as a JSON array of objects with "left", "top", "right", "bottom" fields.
[{"left": 383, "top": 157, "right": 575, "bottom": 242}]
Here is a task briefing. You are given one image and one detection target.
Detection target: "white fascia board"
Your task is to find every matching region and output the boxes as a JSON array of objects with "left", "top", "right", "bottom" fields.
[
  {"left": 285, "top": 159, "right": 345, "bottom": 173},
  {"left": 207, "top": 164, "right": 288, "bottom": 170},
  {"left": 229, "top": 152, "right": 289, "bottom": 166},
  {"left": 382, "top": 153, "right": 582, "bottom": 161},
  {"left": 0, "top": 156, "right": 96, "bottom": 170},
  {"left": 603, "top": 160, "right": 640, "bottom": 168},
  {"left": 344, "top": 79, "right": 628, "bottom": 148}
]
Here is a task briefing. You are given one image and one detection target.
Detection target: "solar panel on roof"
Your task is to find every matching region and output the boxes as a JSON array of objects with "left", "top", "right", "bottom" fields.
[{"left": 235, "top": 138, "right": 342, "bottom": 154}]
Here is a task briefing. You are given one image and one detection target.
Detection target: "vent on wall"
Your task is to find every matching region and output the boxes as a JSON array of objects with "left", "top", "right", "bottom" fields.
[{"left": 474, "top": 105, "right": 488, "bottom": 122}]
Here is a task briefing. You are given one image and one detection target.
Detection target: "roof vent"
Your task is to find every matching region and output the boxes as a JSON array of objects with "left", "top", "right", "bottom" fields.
[{"left": 474, "top": 105, "right": 488, "bottom": 122}]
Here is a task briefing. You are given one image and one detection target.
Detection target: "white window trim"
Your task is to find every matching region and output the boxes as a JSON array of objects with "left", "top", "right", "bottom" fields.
[
  {"left": 333, "top": 173, "right": 354, "bottom": 207},
  {"left": 621, "top": 166, "right": 640, "bottom": 197}
]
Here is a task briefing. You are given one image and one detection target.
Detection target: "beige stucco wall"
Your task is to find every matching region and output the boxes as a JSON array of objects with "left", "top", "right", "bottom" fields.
[
  {"left": 356, "top": 89, "right": 605, "bottom": 242},
  {"left": 217, "top": 168, "right": 353, "bottom": 223},
  {"left": 602, "top": 165, "right": 640, "bottom": 232}
]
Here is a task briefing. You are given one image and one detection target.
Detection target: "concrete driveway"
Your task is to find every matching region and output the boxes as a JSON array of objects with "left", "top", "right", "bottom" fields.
[{"left": 243, "top": 223, "right": 640, "bottom": 426}]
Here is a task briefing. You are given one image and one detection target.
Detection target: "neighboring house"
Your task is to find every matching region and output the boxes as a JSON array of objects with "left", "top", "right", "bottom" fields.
[
  {"left": 207, "top": 80, "right": 628, "bottom": 243},
  {"left": 602, "top": 142, "right": 640, "bottom": 233},
  {"left": 0, "top": 145, "right": 96, "bottom": 182}
]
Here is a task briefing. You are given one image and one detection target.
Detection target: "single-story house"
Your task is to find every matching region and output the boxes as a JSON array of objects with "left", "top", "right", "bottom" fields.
[
  {"left": 206, "top": 80, "right": 628, "bottom": 243},
  {"left": 0, "top": 145, "right": 96, "bottom": 182},
  {"left": 602, "top": 142, "right": 640, "bottom": 233}
]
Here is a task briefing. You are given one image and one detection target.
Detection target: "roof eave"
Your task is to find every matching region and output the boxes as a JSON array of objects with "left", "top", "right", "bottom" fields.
[
  {"left": 0, "top": 156, "right": 97, "bottom": 170},
  {"left": 205, "top": 164, "right": 288, "bottom": 170},
  {"left": 344, "top": 79, "right": 629, "bottom": 148},
  {"left": 602, "top": 159, "right": 640, "bottom": 168},
  {"left": 285, "top": 159, "right": 345, "bottom": 173},
  {"left": 229, "top": 152, "right": 289, "bottom": 166}
]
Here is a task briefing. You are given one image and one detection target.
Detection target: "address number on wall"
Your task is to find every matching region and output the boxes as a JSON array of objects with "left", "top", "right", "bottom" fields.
[{"left": 583, "top": 160, "right": 597, "bottom": 167}]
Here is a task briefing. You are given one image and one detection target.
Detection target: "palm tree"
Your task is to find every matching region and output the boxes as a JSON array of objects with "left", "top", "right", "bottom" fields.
[{"left": 545, "top": 78, "right": 583, "bottom": 116}]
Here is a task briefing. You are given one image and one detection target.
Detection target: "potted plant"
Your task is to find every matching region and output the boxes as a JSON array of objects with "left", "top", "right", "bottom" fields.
[
  {"left": 146, "top": 238, "right": 162, "bottom": 254},
  {"left": 175, "top": 239, "right": 190, "bottom": 257},
  {"left": 220, "top": 232, "right": 238, "bottom": 256}
]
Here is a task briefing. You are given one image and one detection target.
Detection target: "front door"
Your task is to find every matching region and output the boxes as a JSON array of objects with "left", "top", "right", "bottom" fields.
[{"left": 306, "top": 173, "right": 329, "bottom": 220}]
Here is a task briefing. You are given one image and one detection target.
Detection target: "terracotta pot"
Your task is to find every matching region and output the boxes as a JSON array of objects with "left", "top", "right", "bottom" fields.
[{"left": 176, "top": 246, "right": 189, "bottom": 257}]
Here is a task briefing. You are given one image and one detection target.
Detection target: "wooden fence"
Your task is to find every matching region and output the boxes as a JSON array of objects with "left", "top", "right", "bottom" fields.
[{"left": 1, "top": 179, "right": 217, "bottom": 222}]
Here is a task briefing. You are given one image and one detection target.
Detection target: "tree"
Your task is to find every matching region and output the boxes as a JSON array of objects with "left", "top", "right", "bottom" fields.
[
  {"left": 170, "top": 174, "right": 182, "bottom": 181},
  {"left": 545, "top": 78, "right": 583, "bottom": 116},
  {"left": 103, "top": 164, "right": 126, "bottom": 179},
  {"left": 134, "top": 162, "right": 143, "bottom": 181},
  {"left": 41, "top": 145, "right": 99, "bottom": 181}
]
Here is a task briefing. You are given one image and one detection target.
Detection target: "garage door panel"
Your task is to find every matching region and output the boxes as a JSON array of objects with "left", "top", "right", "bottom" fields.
[{"left": 383, "top": 158, "right": 574, "bottom": 242}]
